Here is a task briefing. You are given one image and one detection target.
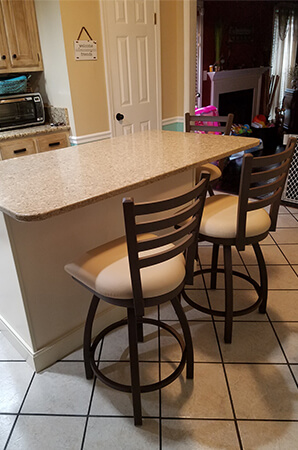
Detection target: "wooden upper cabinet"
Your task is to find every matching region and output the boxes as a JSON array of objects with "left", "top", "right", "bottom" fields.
[
  {"left": 0, "top": 0, "right": 43, "bottom": 73},
  {"left": 0, "top": 10, "right": 9, "bottom": 70}
]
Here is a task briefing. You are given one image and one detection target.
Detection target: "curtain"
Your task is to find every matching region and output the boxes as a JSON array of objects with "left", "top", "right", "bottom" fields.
[{"left": 269, "top": 4, "right": 298, "bottom": 119}]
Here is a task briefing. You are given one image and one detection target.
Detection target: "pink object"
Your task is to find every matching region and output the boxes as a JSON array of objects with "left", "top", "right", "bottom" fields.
[{"left": 194, "top": 105, "right": 220, "bottom": 134}]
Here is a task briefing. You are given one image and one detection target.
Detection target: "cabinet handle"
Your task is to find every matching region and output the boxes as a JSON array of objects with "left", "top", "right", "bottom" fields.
[
  {"left": 49, "top": 142, "right": 60, "bottom": 147},
  {"left": 12, "top": 54, "right": 17, "bottom": 59},
  {"left": 13, "top": 148, "right": 27, "bottom": 154},
  {"left": 1, "top": 55, "right": 6, "bottom": 60}
]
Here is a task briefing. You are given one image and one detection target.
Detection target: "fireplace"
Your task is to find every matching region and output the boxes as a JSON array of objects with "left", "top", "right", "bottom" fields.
[{"left": 208, "top": 68, "right": 268, "bottom": 124}]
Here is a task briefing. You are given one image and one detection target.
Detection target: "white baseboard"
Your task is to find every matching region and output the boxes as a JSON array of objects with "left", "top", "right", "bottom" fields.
[
  {"left": 162, "top": 116, "right": 184, "bottom": 127},
  {"left": 1, "top": 306, "right": 125, "bottom": 372},
  {"left": 69, "top": 130, "right": 112, "bottom": 145}
]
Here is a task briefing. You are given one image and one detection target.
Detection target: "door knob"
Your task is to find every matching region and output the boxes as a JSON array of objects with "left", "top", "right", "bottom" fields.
[{"left": 116, "top": 113, "right": 124, "bottom": 121}]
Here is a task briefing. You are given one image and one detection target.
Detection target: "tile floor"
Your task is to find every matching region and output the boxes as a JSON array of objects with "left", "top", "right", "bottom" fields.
[{"left": 1, "top": 204, "right": 298, "bottom": 449}]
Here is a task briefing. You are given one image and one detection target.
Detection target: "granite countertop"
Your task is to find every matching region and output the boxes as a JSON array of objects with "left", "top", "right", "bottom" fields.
[
  {"left": 0, "top": 124, "right": 70, "bottom": 141},
  {"left": 0, "top": 130, "right": 259, "bottom": 222},
  {"left": 0, "top": 106, "right": 70, "bottom": 141}
]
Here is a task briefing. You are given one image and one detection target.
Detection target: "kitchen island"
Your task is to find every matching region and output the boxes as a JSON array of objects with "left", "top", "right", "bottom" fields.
[{"left": 0, "top": 130, "right": 259, "bottom": 370}]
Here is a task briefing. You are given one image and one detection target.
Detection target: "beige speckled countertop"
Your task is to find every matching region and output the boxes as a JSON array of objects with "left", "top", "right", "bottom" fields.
[
  {"left": 0, "top": 124, "right": 70, "bottom": 141},
  {"left": 0, "top": 130, "right": 259, "bottom": 222}
]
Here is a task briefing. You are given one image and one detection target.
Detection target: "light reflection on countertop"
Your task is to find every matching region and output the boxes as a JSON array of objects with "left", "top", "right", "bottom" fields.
[{"left": 0, "top": 130, "right": 259, "bottom": 222}]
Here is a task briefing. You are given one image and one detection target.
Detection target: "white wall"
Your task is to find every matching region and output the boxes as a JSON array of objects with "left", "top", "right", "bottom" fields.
[{"left": 34, "top": 0, "right": 75, "bottom": 134}]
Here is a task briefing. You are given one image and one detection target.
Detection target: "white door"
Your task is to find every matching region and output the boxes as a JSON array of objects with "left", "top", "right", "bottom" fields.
[{"left": 101, "top": 0, "right": 161, "bottom": 136}]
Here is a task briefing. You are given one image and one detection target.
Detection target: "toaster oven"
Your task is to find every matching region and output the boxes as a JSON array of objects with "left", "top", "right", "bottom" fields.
[{"left": 0, "top": 92, "right": 45, "bottom": 132}]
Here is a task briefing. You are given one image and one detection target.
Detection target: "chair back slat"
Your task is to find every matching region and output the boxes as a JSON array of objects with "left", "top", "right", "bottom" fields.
[
  {"left": 236, "top": 137, "right": 296, "bottom": 250},
  {"left": 248, "top": 173, "right": 286, "bottom": 199},
  {"left": 137, "top": 216, "right": 198, "bottom": 252},
  {"left": 138, "top": 234, "right": 195, "bottom": 269},
  {"left": 123, "top": 176, "right": 209, "bottom": 316},
  {"left": 136, "top": 198, "right": 202, "bottom": 234},
  {"left": 250, "top": 159, "right": 290, "bottom": 184},
  {"left": 185, "top": 112, "right": 234, "bottom": 135},
  {"left": 134, "top": 181, "right": 208, "bottom": 215}
]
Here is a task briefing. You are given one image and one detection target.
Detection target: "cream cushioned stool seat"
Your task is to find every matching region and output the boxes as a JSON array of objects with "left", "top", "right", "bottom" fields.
[
  {"left": 64, "top": 176, "right": 209, "bottom": 426},
  {"left": 200, "top": 194, "right": 272, "bottom": 239},
  {"left": 182, "top": 138, "right": 296, "bottom": 344},
  {"left": 196, "top": 164, "right": 222, "bottom": 182},
  {"left": 65, "top": 235, "right": 186, "bottom": 300}
]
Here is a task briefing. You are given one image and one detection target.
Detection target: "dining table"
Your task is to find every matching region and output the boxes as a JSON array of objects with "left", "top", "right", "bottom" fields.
[{"left": 0, "top": 130, "right": 259, "bottom": 370}]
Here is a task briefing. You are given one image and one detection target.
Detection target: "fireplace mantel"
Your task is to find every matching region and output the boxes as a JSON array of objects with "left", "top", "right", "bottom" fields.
[{"left": 208, "top": 67, "right": 269, "bottom": 122}]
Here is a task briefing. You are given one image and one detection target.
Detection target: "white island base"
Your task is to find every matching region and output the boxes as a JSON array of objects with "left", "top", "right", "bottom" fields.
[{"left": 0, "top": 171, "right": 193, "bottom": 371}]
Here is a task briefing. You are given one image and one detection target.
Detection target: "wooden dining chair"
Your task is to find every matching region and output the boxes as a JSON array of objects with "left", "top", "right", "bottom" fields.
[
  {"left": 64, "top": 175, "right": 209, "bottom": 426},
  {"left": 185, "top": 112, "right": 234, "bottom": 195},
  {"left": 183, "top": 137, "right": 296, "bottom": 343}
]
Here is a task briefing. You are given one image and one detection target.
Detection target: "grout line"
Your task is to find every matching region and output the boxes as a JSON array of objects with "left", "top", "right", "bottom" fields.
[
  {"left": 196, "top": 252, "right": 243, "bottom": 450},
  {"left": 4, "top": 370, "right": 36, "bottom": 450}
]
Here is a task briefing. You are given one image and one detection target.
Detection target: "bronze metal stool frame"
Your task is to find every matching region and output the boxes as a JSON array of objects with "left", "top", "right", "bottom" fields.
[
  {"left": 69, "top": 175, "right": 209, "bottom": 426},
  {"left": 185, "top": 112, "right": 234, "bottom": 196},
  {"left": 183, "top": 138, "right": 296, "bottom": 343}
]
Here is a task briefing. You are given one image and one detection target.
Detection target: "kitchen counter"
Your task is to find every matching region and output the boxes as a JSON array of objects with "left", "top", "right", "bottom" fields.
[
  {"left": 0, "top": 123, "right": 70, "bottom": 141},
  {"left": 0, "top": 130, "right": 258, "bottom": 221},
  {"left": 0, "top": 130, "right": 259, "bottom": 371}
]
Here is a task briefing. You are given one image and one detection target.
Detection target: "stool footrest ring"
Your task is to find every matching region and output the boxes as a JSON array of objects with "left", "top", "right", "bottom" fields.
[
  {"left": 88, "top": 317, "right": 187, "bottom": 394},
  {"left": 183, "top": 268, "right": 264, "bottom": 317}
]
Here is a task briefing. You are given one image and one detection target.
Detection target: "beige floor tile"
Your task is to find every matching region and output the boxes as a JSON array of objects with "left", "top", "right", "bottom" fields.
[
  {"left": 238, "top": 420, "right": 298, "bottom": 450},
  {"left": 273, "top": 322, "right": 298, "bottom": 363},
  {"left": 208, "top": 289, "right": 268, "bottom": 322},
  {"left": 278, "top": 205, "right": 292, "bottom": 214},
  {"left": 240, "top": 245, "right": 288, "bottom": 265},
  {"left": 161, "top": 419, "right": 240, "bottom": 449},
  {"left": 267, "top": 290, "right": 298, "bottom": 321},
  {"left": 290, "top": 364, "right": 298, "bottom": 384},
  {"left": 181, "top": 289, "right": 214, "bottom": 321},
  {"left": 277, "top": 214, "right": 298, "bottom": 228},
  {"left": 248, "top": 265, "right": 298, "bottom": 290},
  {"left": 260, "top": 234, "right": 275, "bottom": 245},
  {"left": 198, "top": 245, "right": 242, "bottom": 266},
  {"left": 161, "top": 363, "right": 233, "bottom": 419},
  {"left": 160, "top": 321, "right": 221, "bottom": 363},
  {"left": 90, "top": 361, "right": 160, "bottom": 417},
  {"left": 84, "top": 417, "right": 159, "bottom": 450},
  {"left": 203, "top": 265, "right": 251, "bottom": 290},
  {"left": 100, "top": 322, "right": 159, "bottom": 362},
  {"left": 285, "top": 206, "right": 298, "bottom": 214},
  {"left": 279, "top": 244, "right": 298, "bottom": 264},
  {"left": 226, "top": 364, "right": 298, "bottom": 420},
  {"left": 271, "top": 228, "right": 298, "bottom": 244},
  {"left": 159, "top": 292, "right": 212, "bottom": 321},
  {"left": 216, "top": 322, "right": 286, "bottom": 363},
  {"left": 293, "top": 266, "right": 298, "bottom": 276}
]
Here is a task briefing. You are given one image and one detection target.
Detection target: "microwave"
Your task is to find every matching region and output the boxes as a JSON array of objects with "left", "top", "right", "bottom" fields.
[{"left": 0, "top": 92, "right": 45, "bottom": 132}]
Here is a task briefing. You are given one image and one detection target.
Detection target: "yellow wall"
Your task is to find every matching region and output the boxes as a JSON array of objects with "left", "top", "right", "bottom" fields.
[
  {"left": 58, "top": 0, "right": 184, "bottom": 135},
  {"left": 59, "top": 0, "right": 109, "bottom": 136},
  {"left": 160, "top": 0, "right": 184, "bottom": 120}
]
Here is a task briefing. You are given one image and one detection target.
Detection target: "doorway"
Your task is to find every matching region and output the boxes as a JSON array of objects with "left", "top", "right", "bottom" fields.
[{"left": 100, "top": 0, "right": 161, "bottom": 136}]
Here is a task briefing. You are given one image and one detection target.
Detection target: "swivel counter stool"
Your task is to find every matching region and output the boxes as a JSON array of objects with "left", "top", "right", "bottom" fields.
[
  {"left": 64, "top": 176, "right": 209, "bottom": 425},
  {"left": 183, "top": 138, "right": 296, "bottom": 343},
  {"left": 185, "top": 112, "right": 234, "bottom": 195}
]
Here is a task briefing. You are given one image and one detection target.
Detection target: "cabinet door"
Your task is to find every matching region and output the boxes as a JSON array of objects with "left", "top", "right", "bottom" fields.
[
  {"left": 35, "top": 132, "right": 70, "bottom": 153},
  {"left": 1, "top": 0, "right": 43, "bottom": 71},
  {"left": 0, "top": 4, "right": 8, "bottom": 70},
  {"left": 0, "top": 137, "right": 37, "bottom": 160}
]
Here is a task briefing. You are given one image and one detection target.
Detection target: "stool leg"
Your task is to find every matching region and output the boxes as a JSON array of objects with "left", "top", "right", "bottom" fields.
[
  {"left": 171, "top": 296, "right": 194, "bottom": 379},
  {"left": 211, "top": 244, "right": 220, "bottom": 289},
  {"left": 223, "top": 245, "right": 233, "bottom": 343},
  {"left": 127, "top": 307, "right": 142, "bottom": 426},
  {"left": 253, "top": 243, "right": 268, "bottom": 314},
  {"left": 137, "top": 320, "right": 144, "bottom": 343},
  {"left": 84, "top": 295, "right": 100, "bottom": 379}
]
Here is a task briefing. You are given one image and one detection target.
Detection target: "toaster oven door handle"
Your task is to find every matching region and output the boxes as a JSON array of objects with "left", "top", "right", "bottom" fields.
[{"left": 0, "top": 98, "right": 27, "bottom": 104}]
